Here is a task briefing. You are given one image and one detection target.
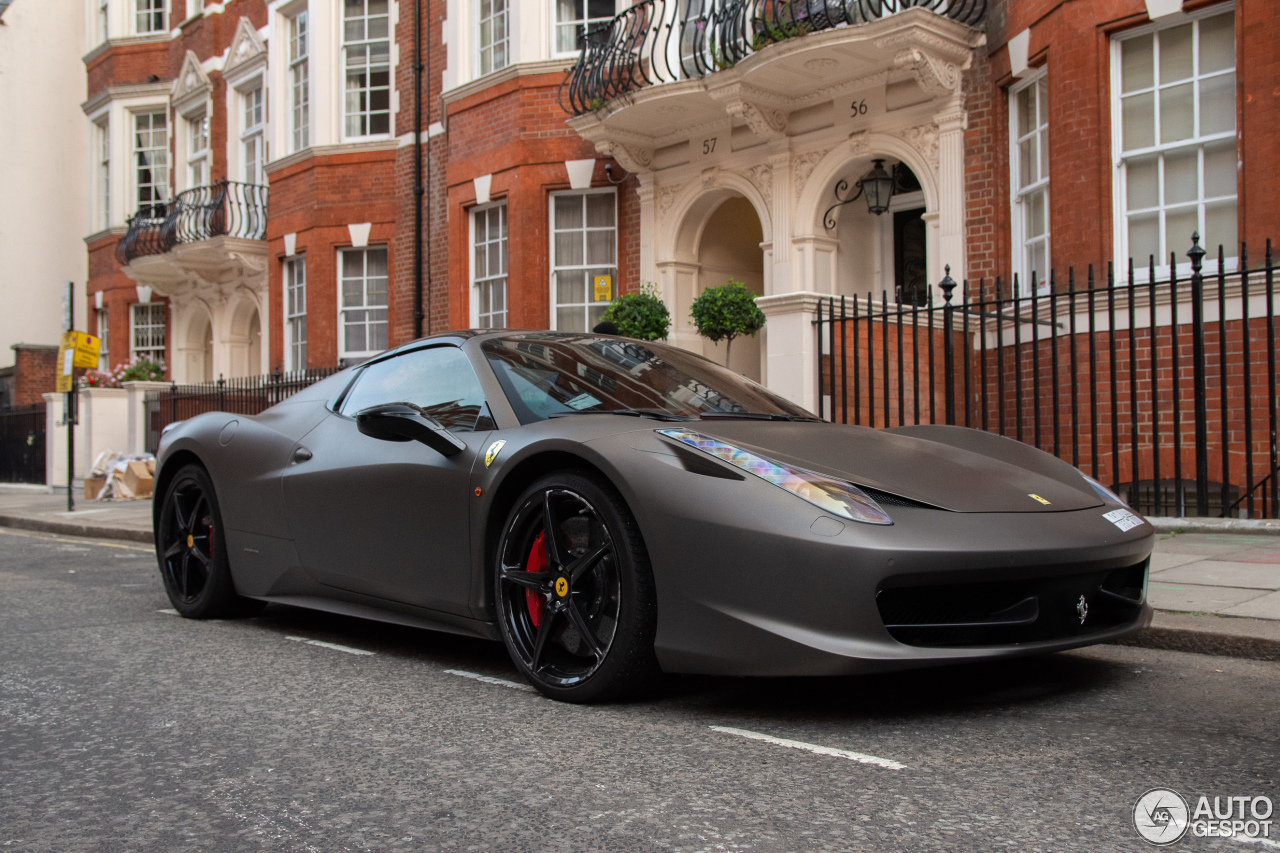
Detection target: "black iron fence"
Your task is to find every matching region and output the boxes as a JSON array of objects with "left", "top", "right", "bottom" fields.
[
  {"left": 0, "top": 403, "right": 46, "bottom": 484},
  {"left": 815, "top": 235, "right": 1279, "bottom": 519},
  {"left": 117, "top": 179, "right": 269, "bottom": 264},
  {"left": 144, "top": 367, "right": 344, "bottom": 453},
  {"left": 562, "top": 0, "right": 985, "bottom": 115}
]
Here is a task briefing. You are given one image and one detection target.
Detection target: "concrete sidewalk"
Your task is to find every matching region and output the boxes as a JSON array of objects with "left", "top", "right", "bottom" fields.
[{"left": 2, "top": 484, "right": 1279, "bottom": 660}]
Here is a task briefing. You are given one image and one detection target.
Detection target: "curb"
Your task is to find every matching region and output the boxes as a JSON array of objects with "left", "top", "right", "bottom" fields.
[
  {"left": 0, "top": 515, "right": 153, "bottom": 544},
  {"left": 1146, "top": 516, "right": 1280, "bottom": 536},
  {"left": 1111, "top": 611, "right": 1280, "bottom": 662}
]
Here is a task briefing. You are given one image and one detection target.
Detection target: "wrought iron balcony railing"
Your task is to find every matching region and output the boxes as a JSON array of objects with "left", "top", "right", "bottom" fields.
[
  {"left": 561, "top": 0, "right": 985, "bottom": 116},
  {"left": 116, "top": 179, "right": 269, "bottom": 264}
]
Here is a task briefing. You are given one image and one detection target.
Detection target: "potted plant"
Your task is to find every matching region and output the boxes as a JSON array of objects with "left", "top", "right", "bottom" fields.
[
  {"left": 689, "top": 279, "right": 765, "bottom": 367},
  {"left": 600, "top": 282, "right": 671, "bottom": 341}
]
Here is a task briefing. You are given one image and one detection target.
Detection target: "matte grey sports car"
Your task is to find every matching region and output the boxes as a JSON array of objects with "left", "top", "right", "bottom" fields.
[{"left": 154, "top": 330, "right": 1154, "bottom": 701}]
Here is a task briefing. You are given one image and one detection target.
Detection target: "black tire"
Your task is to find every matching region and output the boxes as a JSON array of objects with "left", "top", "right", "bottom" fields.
[
  {"left": 156, "top": 463, "right": 262, "bottom": 619},
  {"left": 495, "top": 471, "right": 659, "bottom": 702}
]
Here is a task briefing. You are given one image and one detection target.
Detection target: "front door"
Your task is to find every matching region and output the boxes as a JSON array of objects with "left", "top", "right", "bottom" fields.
[{"left": 282, "top": 344, "right": 490, "bottom": 615}]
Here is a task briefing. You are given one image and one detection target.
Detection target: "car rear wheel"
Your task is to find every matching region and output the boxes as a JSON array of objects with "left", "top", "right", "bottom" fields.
[
  {"left": 156, "top": 463, "right": 262, "bottom": 619},
  {"left": 495, "top": 472, "right": 659, "bottom": 702}
]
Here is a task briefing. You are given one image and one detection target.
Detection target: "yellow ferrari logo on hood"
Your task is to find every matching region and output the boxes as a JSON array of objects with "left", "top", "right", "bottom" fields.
[
  {"left": 484, "top": 439, "right": 507, "bottom": 468},
  {"left": 1028, "top": 494, "right": 1051, "bottom": 505}
]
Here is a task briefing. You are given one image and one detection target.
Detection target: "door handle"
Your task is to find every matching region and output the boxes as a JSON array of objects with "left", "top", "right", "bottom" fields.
[{"left": 293, "top": 446, "right": 313, "bottom": 463}]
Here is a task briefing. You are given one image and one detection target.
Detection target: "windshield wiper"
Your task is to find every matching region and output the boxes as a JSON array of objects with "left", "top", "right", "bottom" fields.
[
  {"left": 698, "top": 411, "right": 822, "bottom": 422},
  {"left": 548, "top": 408, "right": 694, "bottom": 422}
]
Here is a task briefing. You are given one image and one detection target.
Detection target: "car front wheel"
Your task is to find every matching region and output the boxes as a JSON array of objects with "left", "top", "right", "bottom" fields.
[
  {"left": 156, "top": 463, "right": 261, "bottom": 619},
  {"left": 495, "top": 472, "right": 658, "bottom": 702}
]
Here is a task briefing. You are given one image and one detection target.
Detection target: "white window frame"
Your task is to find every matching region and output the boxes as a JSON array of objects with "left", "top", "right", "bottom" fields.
[
  {"left": 130, "top": 302, "right": 166, "bottom": 364},
  {"left": 132, "top": 108, "right": 169, "bottom": 218},
  {"left": 1010, "top": 69, "right": 1050, "bottom": 296},
  {"left": 185, "top": 110, "right": 209, "bottom": 189},
  {"left": 470, "top": 202, "right": 508, "bottom": 329},
  {"left": 240, "top": 83, "right": 265, "bottom": 184},
  {"left": 1110, "top": 3, "right": 1238, "bottom": 277},
  {"left": 94, "top": 117, "right": 111, "bottom": 231},
  {"left": 98, "top": 0, "right": 110, "bottom": 43},
  {"left": 134, "top": 0, "right": 165, "bottom": 34},
  {"left": 549, "top": 188, "right": 617, "bottom": 333},
  {"left": 342, "top": 0, "right": 392, "bottom": 140},
  {"left": 552, "top": 0, "right": 613, "bottom": 57},
  {"left": 288, "top": 9, "right": 310, "bottom": 153},
  {"left": 338, "top": 247, "right": 389, "bottom": 361},
  {"left": 97, "top": 306, "right": 110, "bottom": 371},
  {"left": 184, "top": 0, "right": 200, "bottom": 21},
  {"left": 477, "top": 0, "right": 509, "bottom": 76},
  {"left": 284, "top": 255, "right": 307, "bottom": 371}
]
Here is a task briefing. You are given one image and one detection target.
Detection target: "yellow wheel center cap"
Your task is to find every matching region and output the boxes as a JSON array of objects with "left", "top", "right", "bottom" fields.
[
  {"left": 186, "top": 534, "right": 194, "bottom": 548},
  {"left": 555, "top": 577, "right": 569, "bottom": 598}
]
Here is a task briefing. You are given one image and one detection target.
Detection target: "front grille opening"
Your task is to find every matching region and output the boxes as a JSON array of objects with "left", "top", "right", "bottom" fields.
[{"left": 876, "top": 561, "right": 1148, "bottom": 647}]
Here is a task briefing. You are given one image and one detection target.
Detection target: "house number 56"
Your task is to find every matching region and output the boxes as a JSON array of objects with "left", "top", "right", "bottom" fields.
[{"left": 850, "top": 99, "right": 868, "bottom": 117}]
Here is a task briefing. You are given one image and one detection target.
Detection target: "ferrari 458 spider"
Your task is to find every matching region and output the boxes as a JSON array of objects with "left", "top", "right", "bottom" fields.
[{"left": 154, "top": 331, "right": 1153, "bottom": 701}]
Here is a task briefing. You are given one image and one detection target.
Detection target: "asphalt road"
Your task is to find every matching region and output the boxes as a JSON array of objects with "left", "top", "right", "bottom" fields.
[{"left": 1, "top": 526, "right": 1277, "bottom": 853}]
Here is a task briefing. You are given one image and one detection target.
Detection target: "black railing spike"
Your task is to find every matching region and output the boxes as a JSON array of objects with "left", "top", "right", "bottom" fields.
[{"left": 939, "top": 265, "right": 956, "bottom": 303}]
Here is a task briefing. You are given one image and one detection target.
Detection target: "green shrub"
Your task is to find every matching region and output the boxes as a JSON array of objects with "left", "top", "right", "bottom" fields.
[
  {"left": 601, "top": 282, "right": 671, "bottom": 341},
  {"left": 119, "top": 356, "right": 164, "bottom": 382},
  {"left": 689, "top": 279, "right": 765, "bottom": 366}
]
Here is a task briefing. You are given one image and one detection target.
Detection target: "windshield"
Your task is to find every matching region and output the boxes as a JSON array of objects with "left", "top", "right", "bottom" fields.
[{"left": 480, "top": 333, "right": 817, "bottom": 424}]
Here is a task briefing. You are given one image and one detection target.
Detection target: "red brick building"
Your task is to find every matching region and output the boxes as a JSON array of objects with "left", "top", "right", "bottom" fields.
[{"left": 84, "top": 0, "right": 1275, "bottom": 424}]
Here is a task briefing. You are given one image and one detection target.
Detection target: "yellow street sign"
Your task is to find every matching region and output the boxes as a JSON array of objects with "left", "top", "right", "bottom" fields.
[
  {"left": 593, "top": 275, "right": 612, "bottom": 302},
  {"left": 70, "top": 332, "right": 101, "bottom": 369}
]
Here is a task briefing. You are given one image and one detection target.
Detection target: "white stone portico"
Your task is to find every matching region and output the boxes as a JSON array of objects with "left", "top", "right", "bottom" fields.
[
  {"left": 119, "top": 23, "right": 270, "bottom": 384},
  {"left": 568, "top": 8, "right": 984, "bottom": 410}
]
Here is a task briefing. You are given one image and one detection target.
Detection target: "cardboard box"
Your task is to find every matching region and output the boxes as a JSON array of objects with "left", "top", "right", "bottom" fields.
[
  {"left": 122, "top": 460, "right": 153, "bottom": 498},
  {"left": 84, "top": 477, "right": 106, "bottom": 500},
  {"left": 145, "top": 457, "right": 156, "bottom": 475}
]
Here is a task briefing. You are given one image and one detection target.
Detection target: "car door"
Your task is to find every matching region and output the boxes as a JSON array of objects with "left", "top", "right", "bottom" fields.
[{"left": 282, "top": 344, "right": 490, "bottom": 615}]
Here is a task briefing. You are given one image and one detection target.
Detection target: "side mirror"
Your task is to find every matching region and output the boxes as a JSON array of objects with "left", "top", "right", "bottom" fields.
[{"left": 355, "top": 403, "right": 467, "bottom": 458}]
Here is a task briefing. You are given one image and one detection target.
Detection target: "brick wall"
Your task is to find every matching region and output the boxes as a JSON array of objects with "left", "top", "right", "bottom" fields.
[{"left": 11, "top": 344, "right": 58, "bottom": 406}]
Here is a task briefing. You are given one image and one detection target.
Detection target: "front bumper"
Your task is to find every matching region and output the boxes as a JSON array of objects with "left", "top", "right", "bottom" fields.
[{"left": 628, "top": 462, "right": 1155, "bottom": 677}]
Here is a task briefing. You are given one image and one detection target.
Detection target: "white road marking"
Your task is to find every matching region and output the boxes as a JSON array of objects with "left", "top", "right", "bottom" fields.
[
  {"left": 285, "top": 636, "right": 374, "bottom": 656},
  {"left": 157, "top": 608, "right": 179, "bottom": 616},
  {"left": 1232, "top": 837, "right": 1280, "bottom": 850},
  {"left": 709, "top": 725, "right": 906, "bottom": 770},
  {"left": 444, "top": 669, "right": 536, "bottom": 692}
]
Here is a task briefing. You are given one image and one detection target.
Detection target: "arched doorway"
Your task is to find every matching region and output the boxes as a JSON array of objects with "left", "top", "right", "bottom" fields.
[
  {"left": 179, "top": 308, "right": 214, "bottom": 382},
  {"left": 225, "top": 295, "right": 263, "bottom": 378},
  {"left": 247, "top": 309, "right": 261, "bottom": 376},
  {"left": 832, "top": 158, "right": 927, "bottom": 305},
  {"left": 696, "top": 196, "right": 765, "bottom": 380}
]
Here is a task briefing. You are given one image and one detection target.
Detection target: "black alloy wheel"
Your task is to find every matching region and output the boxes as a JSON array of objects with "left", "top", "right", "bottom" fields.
[
  {"left": 495, "top": 472, "right": 659, "bottom": 702},
  {"left": 156, "top": 463, "right": 260, "bottom": 618}
]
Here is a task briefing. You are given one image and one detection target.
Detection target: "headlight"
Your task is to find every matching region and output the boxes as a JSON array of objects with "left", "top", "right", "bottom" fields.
[
  {"left": 1082, "top": 473, "right": 1127, "bottom": 507},
  {"left": 657, "top": 428, "right": 893, "bottom": 525}
]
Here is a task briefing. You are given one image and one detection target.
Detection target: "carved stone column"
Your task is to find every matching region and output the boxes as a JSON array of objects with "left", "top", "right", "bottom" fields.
[{"left": 934, "top": 108, "right": 968, "bottom": 298}]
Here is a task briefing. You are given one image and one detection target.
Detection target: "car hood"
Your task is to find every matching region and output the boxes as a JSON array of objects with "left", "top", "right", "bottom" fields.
[{"left": 671, "top": 421, "right": 1103, "bottom": 513}]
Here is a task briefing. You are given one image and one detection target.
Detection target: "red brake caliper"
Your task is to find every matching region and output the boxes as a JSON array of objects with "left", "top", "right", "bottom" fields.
[{"left": 525, "top": 531, "right": 548, "bottom": 627}]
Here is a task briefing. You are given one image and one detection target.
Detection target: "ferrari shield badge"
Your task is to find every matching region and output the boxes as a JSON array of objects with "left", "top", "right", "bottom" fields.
[
  {"left": 484, "top": 439, "right": 507, "bottom": 468},
  {"left": 555, "top": 577, "right": 569, "bottom": 598}
]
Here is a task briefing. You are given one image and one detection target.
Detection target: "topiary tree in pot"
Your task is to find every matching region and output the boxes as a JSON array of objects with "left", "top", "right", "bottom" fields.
[
  {"left": 689, "top": 279, "right": 765, "bottom": 367},
  {"left": 600, "top": 282, "right": 671, "bottom": 341}
]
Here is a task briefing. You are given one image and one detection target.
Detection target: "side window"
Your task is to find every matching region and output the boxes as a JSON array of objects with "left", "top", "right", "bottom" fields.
[{"left": 339, "top": 346, "right": 488, "bottom": 432}]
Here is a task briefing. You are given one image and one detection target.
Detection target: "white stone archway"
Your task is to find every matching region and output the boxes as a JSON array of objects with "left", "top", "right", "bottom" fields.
[
  {"left": 656, "top": 174, "right": 773, "bottom": 361},
  {"left": 174, "top": 300, "right": 215, "bottom": 383},
  {"left": 224, "top": 290, "right": 264, "bottom": 379}
]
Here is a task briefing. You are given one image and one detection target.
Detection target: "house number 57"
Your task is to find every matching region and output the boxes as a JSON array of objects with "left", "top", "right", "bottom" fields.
[{"left": 702, "top": 137, "right": 717, "bottom": 155}]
